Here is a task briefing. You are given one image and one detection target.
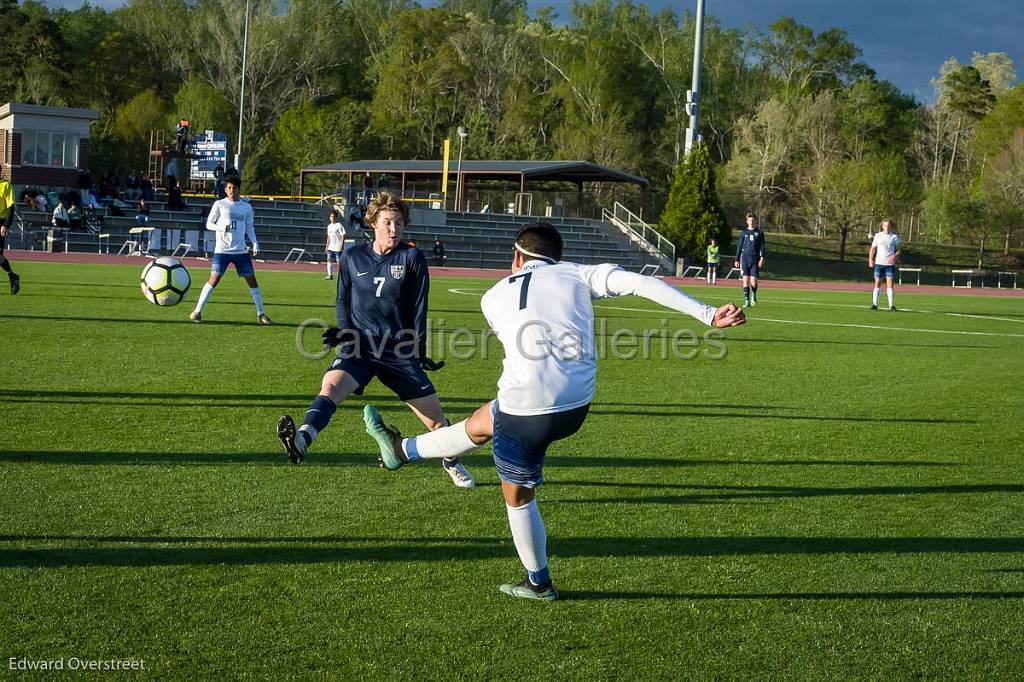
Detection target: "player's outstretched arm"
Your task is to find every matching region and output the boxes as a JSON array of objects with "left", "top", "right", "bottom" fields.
[
  {"left": 605, "top": 269, "right": 722, "bottom": 326},
  {"left": 712, "top": 303, "right": 746, "bottom": 328}
]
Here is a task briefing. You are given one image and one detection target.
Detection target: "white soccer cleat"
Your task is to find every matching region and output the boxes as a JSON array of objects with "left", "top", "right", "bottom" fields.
[{"left": 443, "top": 459, "right": 475, "bottom": 488}]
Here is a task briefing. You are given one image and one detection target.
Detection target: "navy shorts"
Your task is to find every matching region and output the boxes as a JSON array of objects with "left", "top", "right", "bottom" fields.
[
  {"left": 327, "top": 250, "right": 342, "bottom": 262},
  {"left": 706, "top": 262, "right": 718, "bottom": 269},
  {"left": 491, "top": 402, "right": 590, "bottom": 489},
  {"left": 328, "top": 353, "right": 435, "bottom": 402},
  {"left": 740, "top": 257, "right": 760, "bottom": 277},
  {"left": 211, "top": 252, "right": 255, "bottom": 277},
  {"left": 874, "top": 264, "right": 895, "bottom": 279}
]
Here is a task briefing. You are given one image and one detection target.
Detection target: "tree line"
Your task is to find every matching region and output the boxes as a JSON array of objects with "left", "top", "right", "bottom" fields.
[{"left": 2, "top": 0, "right": 1021, "bottom": 261}]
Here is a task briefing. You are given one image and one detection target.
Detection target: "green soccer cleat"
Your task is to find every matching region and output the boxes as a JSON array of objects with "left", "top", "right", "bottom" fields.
[
  {"left": 499, "top": 578, "right": 559, "bottom": 602},
  {"left": 363, "top": 405, "right": 405, "bottom": 470}
]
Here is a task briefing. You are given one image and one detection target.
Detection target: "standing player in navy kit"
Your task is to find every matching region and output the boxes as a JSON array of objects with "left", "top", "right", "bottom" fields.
[
  {"left": 277, "top": 193, "right": 475, "bottom": 488},
  {"left": 734, "top": 212, "right": 766, "bottom": 307}
]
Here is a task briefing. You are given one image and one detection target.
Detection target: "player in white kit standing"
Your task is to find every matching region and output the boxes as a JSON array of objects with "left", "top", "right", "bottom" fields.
[
  {"left": 363, "top": 223, "right": 746, "bottom": 600},
  {"left": 868, "top": 218, "right": 901, "bottom": 311},
  {"left": 189, "top": 176, "right": 272, "bottom": 324}
]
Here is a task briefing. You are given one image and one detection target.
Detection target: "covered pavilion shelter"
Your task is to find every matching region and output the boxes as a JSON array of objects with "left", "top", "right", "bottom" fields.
[{"left": 299, "top": 159, "right": 649, "bottom": 212}]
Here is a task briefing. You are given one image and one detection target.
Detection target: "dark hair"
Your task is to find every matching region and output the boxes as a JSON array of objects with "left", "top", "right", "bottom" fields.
[
  {"left": 746, "top": 212, "right": 757, "bottom": 220},
  {"left": 224, "top": 175, "right": 241, "bottom": 189},
  {"left": 515, "top": 222, "right": 563, "bottom": 263}
]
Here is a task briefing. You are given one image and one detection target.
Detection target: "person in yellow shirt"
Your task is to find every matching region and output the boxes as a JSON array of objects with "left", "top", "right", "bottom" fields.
[
  {"left": 705, "top": 238, "right": 720, "bottom": 285},
  {"left": 0, "top": 163, "right": 21, "bottom": 295}
]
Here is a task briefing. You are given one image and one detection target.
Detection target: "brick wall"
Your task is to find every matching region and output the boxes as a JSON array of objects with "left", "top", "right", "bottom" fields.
[{"left": 79, "top": 137, "right": 90, "bottom": 170}]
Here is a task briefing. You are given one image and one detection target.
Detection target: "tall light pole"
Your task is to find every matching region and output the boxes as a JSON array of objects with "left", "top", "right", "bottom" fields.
[
  {"left": 684, "top": 0, "right": 705, "bottom": 156},
  {"left": 235, "top": 0, "right": 251, "bottom": 174},
  {"left": 455, "top": 126, "right": 467, "bottom": 212}
]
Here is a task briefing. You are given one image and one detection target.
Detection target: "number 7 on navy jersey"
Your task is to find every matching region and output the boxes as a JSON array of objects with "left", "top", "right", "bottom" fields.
[{"left": 509, "top": 272, "right": 532, "bottom": 310}]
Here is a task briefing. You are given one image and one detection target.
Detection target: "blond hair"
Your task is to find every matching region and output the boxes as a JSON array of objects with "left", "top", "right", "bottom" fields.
[{"left": 365, "top": 192, "right": 409, "bottom": 227}]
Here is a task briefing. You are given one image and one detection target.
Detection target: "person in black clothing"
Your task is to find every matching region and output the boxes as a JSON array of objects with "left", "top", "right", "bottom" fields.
[
  {"left": 432, "top": 238, "right": 447, "bottom": 267},
  {"left": 276, "top": 192, "right": 475, "bottom": 488}
]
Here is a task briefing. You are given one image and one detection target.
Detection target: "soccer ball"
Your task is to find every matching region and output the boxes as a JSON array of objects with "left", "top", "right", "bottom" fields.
[{"left": 141, "top": 257, "right": 191, "bottom": 306}]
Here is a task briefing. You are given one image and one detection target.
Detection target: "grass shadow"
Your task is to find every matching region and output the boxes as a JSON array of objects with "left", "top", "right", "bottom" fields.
[{"left": 2, "top": 534, "right": 1023, "bottom": 569}]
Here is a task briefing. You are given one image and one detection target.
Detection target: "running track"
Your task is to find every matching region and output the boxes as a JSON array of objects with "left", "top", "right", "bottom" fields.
[{"left": 11, "top": 250, "right": 1023, "bottom": 298}]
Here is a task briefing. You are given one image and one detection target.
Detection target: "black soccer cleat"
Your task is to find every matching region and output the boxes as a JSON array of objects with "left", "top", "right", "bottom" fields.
[
  {"left": 870, "top": 304, "right": 878, "bottom": 310},
  {"left": 9, "top": 274, "right": 19, "bottom": 295},
  {"left": 277, "top": 414, "right": 305, "bottom": 464},
  {"left": 890, "top": 305, "right": 898, "bottom": 312}
]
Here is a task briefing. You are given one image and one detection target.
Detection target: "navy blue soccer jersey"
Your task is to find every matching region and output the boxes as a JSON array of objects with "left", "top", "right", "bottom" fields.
[
  {"left": 735, "top": 228, "right": 766, "bottom": 260},
  {"left": 336, "top": 242, "right": 429, "bottom": 357}
]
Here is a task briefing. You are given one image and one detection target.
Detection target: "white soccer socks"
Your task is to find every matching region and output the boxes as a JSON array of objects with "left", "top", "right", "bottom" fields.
[
  {"left": 887, "top": 287, "right": 894, "bottom": 308},
  {"left": 249, "top": 287, "right": 264, "bottom": 316},
  {"left": 326, "top": 260, "right": 333, "bottom": 278},
  {"left": 194, "top": 282, "right": 215, "bottom": 313},
  {"left": 403, "top": 419, "right": 480, "bottom": 461},
  {"left": 872, "top": 287, "right": 880, "bottom": 306},
  {"left": 506, "top": 499, "right": 550, "bottom": 586}
]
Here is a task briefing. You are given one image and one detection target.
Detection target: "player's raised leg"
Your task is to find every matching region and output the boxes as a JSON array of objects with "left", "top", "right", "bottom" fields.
[
  {"left": 405, "top": 393, "right": 476, "bottom": 488},
  {"left": 279, "top": 368, "right": 360, "bottom": 464},
  {"left": 365, "top": 400, "right": 491, "bottom": 470}
]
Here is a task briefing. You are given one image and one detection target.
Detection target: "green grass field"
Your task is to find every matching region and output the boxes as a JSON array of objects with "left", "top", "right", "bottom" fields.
[{"left": 2, "top": 260, "right": 1023, "bottom": 678}]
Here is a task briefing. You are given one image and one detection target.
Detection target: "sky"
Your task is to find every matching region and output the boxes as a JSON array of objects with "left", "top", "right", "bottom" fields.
[{"left": 40, "top": 0, "right": 1024, "bottom": 101}]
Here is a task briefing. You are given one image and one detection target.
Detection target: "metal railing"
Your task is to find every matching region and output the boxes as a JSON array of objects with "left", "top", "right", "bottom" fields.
[{"left": 602, "top": 202, "right": 675, "bottom": 271}]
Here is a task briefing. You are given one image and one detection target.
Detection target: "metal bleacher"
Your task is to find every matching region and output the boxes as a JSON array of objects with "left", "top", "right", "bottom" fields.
[{"left": 15, "top": 196, "right": 661, "bottom": 270}]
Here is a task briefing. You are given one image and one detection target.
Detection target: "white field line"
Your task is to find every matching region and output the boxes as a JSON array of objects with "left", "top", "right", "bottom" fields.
[
  {"left": 748, "top": 297, "right": 1024, "bottom": 325},
  {"left": 449, "top": 289, "right": 1024, "bottom": 339}
]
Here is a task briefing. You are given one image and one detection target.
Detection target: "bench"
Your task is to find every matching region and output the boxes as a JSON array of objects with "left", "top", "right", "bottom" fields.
[
  {"left": 951, "top": 269, "right": 975, "bottom": 288},
  {"left": 898, "top": 267, "right": 922, "bottom": 286}
]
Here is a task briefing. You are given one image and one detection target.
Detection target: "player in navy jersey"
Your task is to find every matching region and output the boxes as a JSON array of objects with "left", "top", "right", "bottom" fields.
[
  {"left": 277, "top": 193, "right": 474, "bottom": 488},
  {"left": 734, "top": 212, "right": 766, "bottom": 307}
]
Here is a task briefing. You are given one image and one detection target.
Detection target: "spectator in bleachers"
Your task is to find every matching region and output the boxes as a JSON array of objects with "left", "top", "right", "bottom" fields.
[
  {"left": 52, "top": 200, "right": 70, "bottom": 228},
  {"left": 140, "top": 175, "right": 154, "bottom": 201},
  {"left": 135, "top": 198, "right": 151, "bottom": 226},
  {"left": 34, "top": 193, "right": 48, "bottom": 212},
  {"left": 362, "top": 172, "right": 373, "bottom": 202},
  {"left": 167, "top": 180, "right": 187, "bottom": 211},
  {"left": 165, "top": 158, "right": 178, "bottom": 191},
  {"left": 76, "top": 170, "right": 93, "bottom": 209},
  {"left": 213, "top": 164, "right": 226, "bottom": 200},
  {"left": 125, "top": 172, "right": 140, "bottom": 200},
  {"left": 432, "top": 238, "right": 447, "bottom": 267}
]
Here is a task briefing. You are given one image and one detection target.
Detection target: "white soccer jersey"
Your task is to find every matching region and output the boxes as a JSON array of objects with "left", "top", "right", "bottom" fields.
[
  {"left": 327, "top": 222, "right": 345, "bottom": 251},
  {"left": 872, "top": 231, "right": 900, "bottom": 265},
  {"left": 206, "top": 198, "right": 258, "bottom": 254},
  {"left": 480, "top": 261, "right": 623, "bottom": 416}
]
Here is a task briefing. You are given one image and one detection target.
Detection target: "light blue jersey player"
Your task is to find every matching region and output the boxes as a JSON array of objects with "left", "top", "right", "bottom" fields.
[{"left": 364, "top": 223, "right": 746, "bottom": 600}]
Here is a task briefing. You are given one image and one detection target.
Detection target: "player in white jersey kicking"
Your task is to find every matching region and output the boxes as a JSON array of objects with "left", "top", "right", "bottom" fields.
[
  {"left": 363, "top": 222, "right": 746, "bottom": 600},
  {"left": 190, "top": 176, "right": 273, "bottom": 324},
  {"left": 868, "top": 218, "right": 901, "bottom": 311}
]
